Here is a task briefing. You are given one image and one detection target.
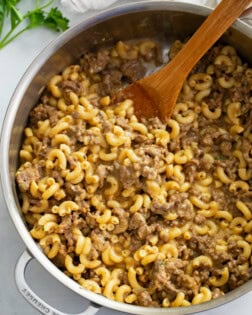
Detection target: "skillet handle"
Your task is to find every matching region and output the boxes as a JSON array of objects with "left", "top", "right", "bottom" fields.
[{"left": 15, "top": 250, "right": 101, "bottom": 315}]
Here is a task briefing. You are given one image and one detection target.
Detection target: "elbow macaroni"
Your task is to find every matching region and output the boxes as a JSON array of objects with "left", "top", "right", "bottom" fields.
[{"left": 16, "top": 39, "right": 252, "bottom": 308}]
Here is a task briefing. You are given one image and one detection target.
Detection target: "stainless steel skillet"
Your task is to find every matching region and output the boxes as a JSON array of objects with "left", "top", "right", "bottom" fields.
[{"left": 0, "top": 1, "right": 252, "bottom": 314}]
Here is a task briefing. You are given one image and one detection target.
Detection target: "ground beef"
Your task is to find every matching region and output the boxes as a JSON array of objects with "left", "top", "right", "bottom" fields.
[
  {"left": 140, "top": 165, "right": 158, "bottom": 180},
  {"left": 100, "top": 70, "right": 123, "bottom": 95},
  {"left": 204, "top": 90, "right": 224, "bottom": 110},
  {"left": 184, "top": 160, "right": 199, "bottom": 182},
  {"left": 211, "top": 187, "right": 227, "bottom": 209},
  {"left": 65, "top": 183, "right": 86, "bottom": 198},
  {"left": 150, "top": 259, "right": 190, "bottom": 299},
  {"left": 36, "top": 140, "right": 49, "bottom": 158},
  {"left": 85, "top": 212, "right": 98, "bottom": 229},
  {"left": 151, "top": 260, "right": 174, "bottom": 291},
  {"left": 52, "top": 253, "right": 66, "bottom": 268},
  {"left": 90, "top": 230, "right": 109, "bottom": 252},
  {"left": 120, "top": 59, "right": 146, "bottom": 82},
  {"left": 88, "top": 247, "right": 99, "bottom": 260},
  {"left": 128, "top": 212, "right": 153, "bottom": 240},
  {"left": 137, "top": 291, "right": 157, "bottom": 307},
  {"left": 113, "top": 162, "right": 139, "bottom": 189},
  {"left": 16, "top": 39, "right": 252, "bottom": 308},
  {"left": 150, "top": 200, "right": 173, "bottom": 216},
  {"left": 115, "top": 117, "right": 131, "bottom": 130},
  {"left": 194, "top": 214, "right": 206, "bottom": 225},
  {"left": 67, "top": 124, "right": 86, "bottom": 143},
  {"left": 61, "top": 79, "right": 82, "bottom": 96},
  {"left": 219, "top": 140, "right": 232, "bottom": 156},
  {"left": 29, "top": 104, "right": 59, "bottom": 127},
  {"left": 151, "top": 193, "right": 194, "bottom": 223},
  {"left": 240, "top": 138, "right": 252, "bottom": 166},
  {"left": 112, "top": 208, "right": 129, "bottom": 234},
  {"left": 230, "top": 85, "right": 251, "bottom": 103},
  {"left": 188, "top": 234, "right": 234, "bottom": 267},
  {"left": 95, "top": 164, "right": 113, "bottom": 187},
  {"left": 58, "top": 215, "right": 75, "bottom": 248},
  {"left": 136, "top": 144, "right": 166, "bottom": 158},
  {"left": 81, "top": 50, "right": 110, "bottom": 74},
  {"left": 239, "top": 191, "right": 252, "bottom": 205},
  {"left": 16, "top": 163, "right": 41, "bottom": 192}
]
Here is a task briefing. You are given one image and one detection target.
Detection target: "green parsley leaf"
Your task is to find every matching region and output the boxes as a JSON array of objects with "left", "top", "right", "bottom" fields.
[
  {"left": 27, "top": 9, "right": 45, "bottom": 29},
  {"left": 0, "top": 0, "right": 69, "bottom": 49},
  {"left": 0, "top": 0, "right": 5, "bottom": 17},
  {"left": 10, "top": 5, "right": 23, "bottom": 28},
  {"left": 0, "top": 0, "right": 6, "bottom": 35},
  {"left": 43, "top": 7, "right": 69, "bottom": 32},
  {"left": 6, "top": 0, "right": 20, "bottom": 13}
]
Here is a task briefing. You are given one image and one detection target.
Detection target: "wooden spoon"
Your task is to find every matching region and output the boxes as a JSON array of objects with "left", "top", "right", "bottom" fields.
[{"left": 123, "top": 0, "right": 251, "bottom": 123}]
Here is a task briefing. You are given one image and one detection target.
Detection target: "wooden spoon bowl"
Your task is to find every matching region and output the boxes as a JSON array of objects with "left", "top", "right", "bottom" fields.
[{"left": 123, "top": 0, "right": 251, "bottom": 123}]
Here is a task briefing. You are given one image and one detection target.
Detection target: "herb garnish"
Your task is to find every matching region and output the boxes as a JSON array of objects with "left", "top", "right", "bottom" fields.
[{"left": 0, "top": 0, "right": 69, "bottom": 49}]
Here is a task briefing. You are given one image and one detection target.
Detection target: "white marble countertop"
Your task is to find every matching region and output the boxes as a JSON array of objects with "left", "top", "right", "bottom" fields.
[{"left": 0, "top": 1, "right": 251, "bottom": 314}]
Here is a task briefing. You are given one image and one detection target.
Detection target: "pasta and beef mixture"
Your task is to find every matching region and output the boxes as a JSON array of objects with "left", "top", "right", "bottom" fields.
[{"left": 16, "top": 39, "right": 252, "bottom": 307}]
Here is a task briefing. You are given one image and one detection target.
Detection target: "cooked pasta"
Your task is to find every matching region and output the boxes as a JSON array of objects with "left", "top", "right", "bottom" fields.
[{"left": 16, "top": 39, "right": 252, "bottom": 308}]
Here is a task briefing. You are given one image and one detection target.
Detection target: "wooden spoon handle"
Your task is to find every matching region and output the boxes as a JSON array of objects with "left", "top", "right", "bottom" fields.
[
  {"left": 143, "top": 0, "right": 251, "bottom": 119},
  {"left": 168, "top": 0, "right": 252, "bottom": 75}
]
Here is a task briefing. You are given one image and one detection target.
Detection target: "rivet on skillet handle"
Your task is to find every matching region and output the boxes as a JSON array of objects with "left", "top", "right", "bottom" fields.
[{"left": 15, "top": 250, "right": 101, "bottom": 315}]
